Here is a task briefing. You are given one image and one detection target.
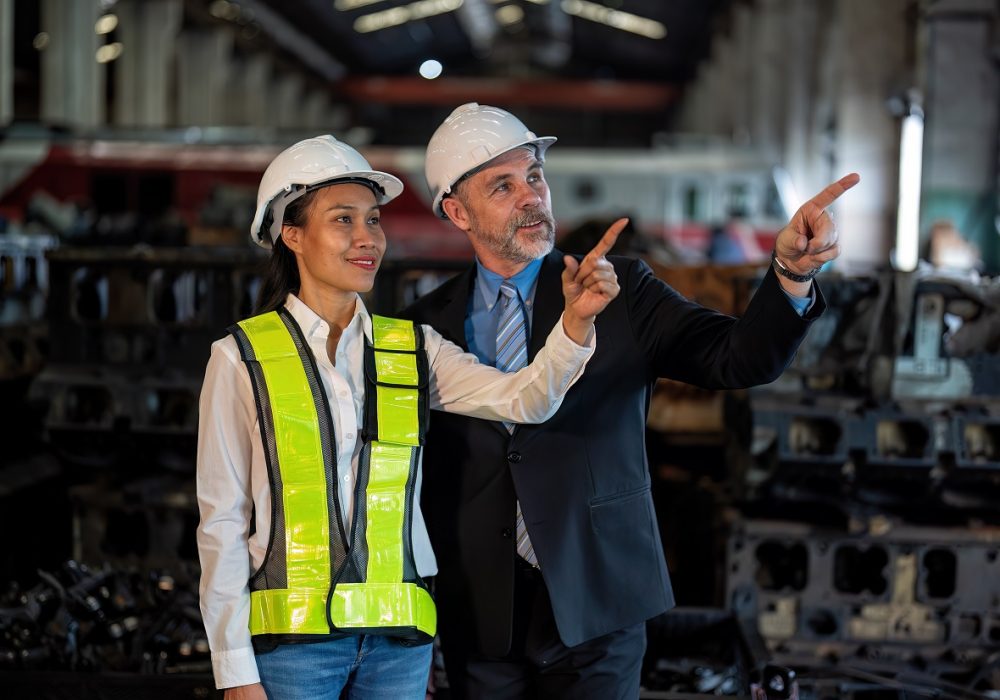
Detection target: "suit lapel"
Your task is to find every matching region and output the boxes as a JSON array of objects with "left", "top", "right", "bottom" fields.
[
  {"left": 527, "top": 249, "right": 566, "bottom": 362},
  {"left": 435, "top": 267, "right": 475, "bottom": 352}
]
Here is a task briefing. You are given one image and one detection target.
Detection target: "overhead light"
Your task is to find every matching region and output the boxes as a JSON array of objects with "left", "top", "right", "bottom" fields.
[
  {"left": 419, "top": 59, "right": 443, "bottom": 79},
  {"left": 561, "top": 0, "right": 666, "bottom": 40},
  {"left": 96, "top": 42, "right": 123, "bottom": 63},
  {"left": 354, "top": 0, "right": 464, "bottom": 33},
  {"left": 495, "top": 4, "right": 524, "bottom": 25},
  {"left": 334, "top": 0, "right": 387, "bottom": 9},
  {"left": 895, "top": 110, "right": 925, "bottom": 272},
  {"left": 209, "top": 0, "right": 240, "bottom": 21},
  {"left": 95, "top": 13, "right": 118, "bottom": 35},
  {"left": 32, "top": 32, "right": 50, "bottom": 50}
]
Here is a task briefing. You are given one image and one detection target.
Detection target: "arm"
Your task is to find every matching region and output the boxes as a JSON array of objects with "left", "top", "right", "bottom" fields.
[
  {"left": 425, "top": 313, "right": 592, "bottom": 422},
  {"left": 427, "top": 220, "right": 627, "bottom": 422},
  {"left": 631, "top": 175, "right": 859, "bottom": 388},
  {"left": 196, "top": 340, "right": 262, "bottom": 691}
]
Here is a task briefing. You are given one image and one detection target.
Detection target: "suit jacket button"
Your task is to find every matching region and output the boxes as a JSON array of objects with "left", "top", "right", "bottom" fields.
[
  {"left": 507, "top": 451, "right": 522, "bottom": 463},
  {"left": 501, "top": 528, "right": 513, "bottom": 538}
]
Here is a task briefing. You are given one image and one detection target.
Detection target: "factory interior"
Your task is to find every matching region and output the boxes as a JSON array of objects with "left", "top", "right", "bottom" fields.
[{"left": 2, "top": 0, "right": 1000, "bottom": 698}]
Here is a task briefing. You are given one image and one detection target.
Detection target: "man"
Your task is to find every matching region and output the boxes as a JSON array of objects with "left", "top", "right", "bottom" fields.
[{"left": 402, "top": 103, "right": 858, "bottom": 698}]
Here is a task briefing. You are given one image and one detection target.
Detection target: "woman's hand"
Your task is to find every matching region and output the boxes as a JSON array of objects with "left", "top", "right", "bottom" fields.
[{"left": 225, "top": 683, "right": 268, "bottom": 700}]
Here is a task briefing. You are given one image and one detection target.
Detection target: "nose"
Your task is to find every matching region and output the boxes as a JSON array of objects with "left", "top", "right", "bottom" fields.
[
  {"left": 353, "top": 222, "right": 380, "bottom": 250},
  {"left": 514, "top": 180, "right": 543, "bottom": 208}
]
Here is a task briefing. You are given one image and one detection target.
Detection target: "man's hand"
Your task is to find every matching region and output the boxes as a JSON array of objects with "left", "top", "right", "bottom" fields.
[
  {"left": 773, "top": 173, "right": 860, "bottom": 294},
  {"left": 561, "top": 218, "right": 626, "bottom": 344},
  {"left": 225, "top": 683, "right": 267, "bottom": 700}
]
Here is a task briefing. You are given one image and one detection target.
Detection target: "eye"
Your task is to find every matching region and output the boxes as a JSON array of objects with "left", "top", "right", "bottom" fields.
[
  {"left": 367, "top": 215, "right": 381, "bottom": 225},
  {"left": 335, "top": 215, "right": 352, "bottom": 224},
  {"left": 494, "top": 182, "right": 510, "bottom": 194}
]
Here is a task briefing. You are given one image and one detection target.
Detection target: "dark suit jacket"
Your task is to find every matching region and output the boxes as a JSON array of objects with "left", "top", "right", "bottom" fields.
[{"left": 401, "top": 250, "right": 824, "bottom": 656}]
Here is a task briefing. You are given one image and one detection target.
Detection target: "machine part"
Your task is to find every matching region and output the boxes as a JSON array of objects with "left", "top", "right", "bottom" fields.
[{"left": 727, "top": 518, "right": 1000, "bottom": 691}]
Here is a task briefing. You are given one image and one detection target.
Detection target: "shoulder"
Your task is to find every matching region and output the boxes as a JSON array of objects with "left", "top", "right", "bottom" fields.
[{"left": 399, "top": 267, "right": 471, "bottom": 321}]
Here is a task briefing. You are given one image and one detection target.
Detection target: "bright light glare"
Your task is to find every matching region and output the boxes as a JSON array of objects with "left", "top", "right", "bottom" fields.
[
  {"left": 419, "top": 59, "right": 443, "bottom": 79},
  {"left": 95, "top": 13, "right": 118, "bottom": 35},
  {"left": 335, "top": 0, "right": 387, "bottom": 9},
  {"left": 354, "top": 0, "right": 463, "bottom": 33},
  {"left": 561, "top": 0, "right": 666, "bottom": 40},
  {"left": 496, "top": 5, "right": 524, "bottom": 25},
  {"left": 96, "top": 42, "right": 124, "bottom": 63},
  {"left": 895, "top": 112, "right": 924, "bottom": 272}
]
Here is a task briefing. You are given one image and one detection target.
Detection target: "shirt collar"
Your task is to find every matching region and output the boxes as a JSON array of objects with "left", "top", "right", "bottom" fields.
[
  {"left": 475, "top": 257, "right": 544, "bottom": 311},
  {"left": 283, "top": 292, "right": 372, "bottom": 343}
]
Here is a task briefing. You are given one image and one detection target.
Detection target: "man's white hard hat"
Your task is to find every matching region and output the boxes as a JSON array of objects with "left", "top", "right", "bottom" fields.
[
  {"left": 425, "top": 103, "right": 557, "bottom": 219},
  {"left": 250, "top": 135, "right": 403, "bottom": 248}
]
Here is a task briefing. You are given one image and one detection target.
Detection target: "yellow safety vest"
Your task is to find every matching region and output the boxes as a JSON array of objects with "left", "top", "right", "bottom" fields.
[{"left": 228, "top": 308, "right": 435, "bottom": 644}]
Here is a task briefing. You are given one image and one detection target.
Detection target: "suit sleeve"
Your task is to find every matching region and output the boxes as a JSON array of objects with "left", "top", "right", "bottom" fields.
[{"left": 625, "top": 258, "right": 825, "bottom": 389}]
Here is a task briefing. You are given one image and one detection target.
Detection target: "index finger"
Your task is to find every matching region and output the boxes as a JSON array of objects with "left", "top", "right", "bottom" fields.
[
  {"left": 806, "top": 173, "right": 860, "bottom": 211},
  {"left": 585, "top": 218, "right": 629, "bottom": 260}
]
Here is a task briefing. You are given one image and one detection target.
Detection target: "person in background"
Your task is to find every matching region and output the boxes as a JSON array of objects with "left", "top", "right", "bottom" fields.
[
  {"left": 403, "top": 103, "right": 859, "bottom": 699},
  {"left": 196, "top": 135, "right": 621, "bottom": 700}
]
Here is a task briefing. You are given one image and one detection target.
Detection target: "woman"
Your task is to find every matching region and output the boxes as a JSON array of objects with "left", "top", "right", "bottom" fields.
[{"left": 196, "top": 136, "right": 620, "bottom": 700}]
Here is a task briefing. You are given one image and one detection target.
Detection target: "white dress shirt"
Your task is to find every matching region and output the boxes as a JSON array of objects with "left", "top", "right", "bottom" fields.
[{"left": 196, "top": 293, "right": 594, "bottom": 689}]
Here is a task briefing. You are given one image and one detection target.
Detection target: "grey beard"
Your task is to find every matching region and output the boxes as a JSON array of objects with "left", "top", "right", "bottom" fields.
[{"left": 478, "top": 209, "right": 556, "bottom": 264}]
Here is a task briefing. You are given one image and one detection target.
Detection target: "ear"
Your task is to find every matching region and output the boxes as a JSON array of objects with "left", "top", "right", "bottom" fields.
[
  {"left": 441, "top": 196, "right": 472, "bottom": 233},
  {"left": 281, "top": 223, "right": 303, "bottom": 254}
]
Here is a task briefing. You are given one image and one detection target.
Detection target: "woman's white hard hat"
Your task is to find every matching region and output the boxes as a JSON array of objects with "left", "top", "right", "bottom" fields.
[{"left": 250, "top": 135, "right": 404, "bottom": 248}]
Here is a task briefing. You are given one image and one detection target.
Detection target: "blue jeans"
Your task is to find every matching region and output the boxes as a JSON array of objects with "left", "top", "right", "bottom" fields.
[{"left": 255, "top": 635, "right": 432, "bottom": 700}]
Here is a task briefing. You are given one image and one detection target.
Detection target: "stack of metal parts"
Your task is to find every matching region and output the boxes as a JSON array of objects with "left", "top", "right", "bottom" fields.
[
  {"left": 0, "top": 230, "right": 55, "bottom": 386},
  {"left": 29, "top": 246, "right": 262, "bottom": 468},
  {"left": 0, "top": 560, "right": 217, "bottom": 698},
  {"left": 729, "top": 269, "right": 1000, "bottom": 696}
]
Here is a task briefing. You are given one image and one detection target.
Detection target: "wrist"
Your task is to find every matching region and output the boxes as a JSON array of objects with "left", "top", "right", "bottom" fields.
[
  {"left": 771, "top": 249, "right": 821, "bottom": 283},
  {"left": 561, "top": 310, "right": 594, "bottom": 345}
]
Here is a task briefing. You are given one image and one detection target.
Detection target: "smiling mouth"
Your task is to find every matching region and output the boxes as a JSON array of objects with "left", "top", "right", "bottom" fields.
[{"left": 347, "top": 258, "right": 378, "bottom": 270}]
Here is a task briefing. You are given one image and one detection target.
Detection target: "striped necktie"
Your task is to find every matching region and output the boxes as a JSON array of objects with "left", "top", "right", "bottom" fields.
[{"left": 495, "top": 281, "right": 538, "bottom": 567}]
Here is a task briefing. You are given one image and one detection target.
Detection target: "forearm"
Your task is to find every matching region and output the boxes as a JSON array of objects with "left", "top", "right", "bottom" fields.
[{"left": 427, "top": 315, "right": 594, "bottom": 422}]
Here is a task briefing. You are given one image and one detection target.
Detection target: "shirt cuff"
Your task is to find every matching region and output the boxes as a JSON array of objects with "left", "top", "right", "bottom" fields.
[
  {"left": 211, "top": 646, "right": 260, "bottom": 690},
  {"left": 551, "top": 312, "right": 597, "bottom": 358},
  {"left": 781, "top": 285, "right": 816, "bottom": 317}
]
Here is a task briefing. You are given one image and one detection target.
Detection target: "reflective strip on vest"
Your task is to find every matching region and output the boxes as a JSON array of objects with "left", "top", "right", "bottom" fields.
[
  {"left": 236, "top": 312, "right": 331, "bottom": 638},
  {"left": 236, "top": 311, "right": 434, "bottom": 640}
]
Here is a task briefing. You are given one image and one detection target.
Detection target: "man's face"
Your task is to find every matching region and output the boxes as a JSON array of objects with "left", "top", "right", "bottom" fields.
[{"left": 449, "top": 148, "right": 555, "bottom": 265}]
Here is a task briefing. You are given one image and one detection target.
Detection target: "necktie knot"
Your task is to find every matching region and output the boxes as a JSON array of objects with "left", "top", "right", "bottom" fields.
[{"left": 499, "top": 281, "right": 518, "bottom": 302}]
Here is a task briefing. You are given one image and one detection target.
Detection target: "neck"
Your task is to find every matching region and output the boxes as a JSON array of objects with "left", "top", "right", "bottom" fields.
[
  {"left": 474, "top": 249, "right": 535, "bottom": 280},
  {"left": 297, "top": 281, "right": 358, "bottom": 333}
]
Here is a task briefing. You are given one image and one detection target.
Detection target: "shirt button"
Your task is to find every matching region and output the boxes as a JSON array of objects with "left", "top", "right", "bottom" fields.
[
  {"left": 501, "top": 528, "right": 513, "bottom": 539},
  {"left": 339, "top": 390, "right": 349, "bottom": 398},
  {"left": 344, "top": 475, "right": 350, "bottom": 483},
  {"left": 507, "top": 452, "right": 522, "bottom": 463},
  {"left": 345, "top": 433, "right": 354, "bottom": 441}
]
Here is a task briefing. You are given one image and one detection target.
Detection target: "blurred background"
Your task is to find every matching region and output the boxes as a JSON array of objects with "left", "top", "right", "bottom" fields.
[{"left": 1, "top": 0, "right": 1000, "bottom": 698}]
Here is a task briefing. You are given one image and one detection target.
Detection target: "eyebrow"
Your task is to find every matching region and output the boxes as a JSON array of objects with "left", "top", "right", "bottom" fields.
[{"left": 321, "top": 204, "right": 379, "bottom": 213}]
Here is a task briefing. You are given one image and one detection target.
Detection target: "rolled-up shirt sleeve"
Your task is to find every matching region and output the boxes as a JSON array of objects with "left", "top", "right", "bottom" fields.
[
  {"left": 425, "top": 311, "right": 594, "bottom": 422},
  {"left": 195, "top": 339, "right": 261, "bottom": 690}
]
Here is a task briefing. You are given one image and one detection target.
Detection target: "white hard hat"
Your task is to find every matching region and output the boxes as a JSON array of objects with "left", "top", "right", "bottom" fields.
[
  {"left": 425, "top": 103, "right": 557, "bottom": 219},
  {"left": 250, "top": 135, "right": 404, "bottom": 248}
]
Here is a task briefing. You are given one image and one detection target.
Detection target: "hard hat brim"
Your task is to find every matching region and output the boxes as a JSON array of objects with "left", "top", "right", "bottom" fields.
[
  {"left": 252, "top": 170, "right": 404, "bottom": 249},
  {"left": 432, "top": 136, "right": 557, "bottom": 219}
]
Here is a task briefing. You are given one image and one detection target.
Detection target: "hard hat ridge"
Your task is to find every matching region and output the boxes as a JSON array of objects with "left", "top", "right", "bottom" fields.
[
  {"left": 424, "top": 103, "right": 557, "bottom": 219},
  {"left": 250, "top": 135, "right": 403, "bottom": 249}
]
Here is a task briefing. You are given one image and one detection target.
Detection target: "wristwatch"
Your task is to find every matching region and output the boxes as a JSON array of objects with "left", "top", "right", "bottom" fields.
[{"left": 771, "top": 250, "right": 821, "bottom": 283}]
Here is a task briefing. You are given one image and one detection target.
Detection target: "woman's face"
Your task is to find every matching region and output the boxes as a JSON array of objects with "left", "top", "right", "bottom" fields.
[{"left": 282, "top": 182, "right": 387, "bottom": 295}]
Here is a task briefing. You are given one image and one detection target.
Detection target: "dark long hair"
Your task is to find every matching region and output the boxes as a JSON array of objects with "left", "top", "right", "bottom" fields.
[{"left": 253, "top": 190, "right": 318, "bottom": 314}]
